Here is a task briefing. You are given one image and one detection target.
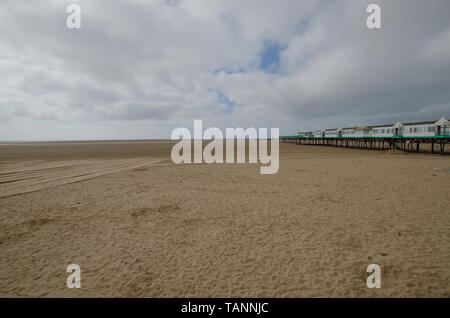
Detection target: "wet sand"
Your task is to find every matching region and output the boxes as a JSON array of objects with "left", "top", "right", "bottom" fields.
[{"left": 0, "top": 141, "right": 449, "bottom": 297}]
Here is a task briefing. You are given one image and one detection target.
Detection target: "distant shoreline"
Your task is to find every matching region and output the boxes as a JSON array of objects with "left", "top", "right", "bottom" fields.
[{"left": 0, "top": 139, "right": 176, "bottom": 145}]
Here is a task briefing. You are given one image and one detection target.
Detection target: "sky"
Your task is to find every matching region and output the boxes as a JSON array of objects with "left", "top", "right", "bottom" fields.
[{"left": 0, "top": 0, "right": 450, "bottom": 140}]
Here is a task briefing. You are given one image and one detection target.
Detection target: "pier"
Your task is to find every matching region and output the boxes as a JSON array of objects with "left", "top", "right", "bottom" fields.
[{"left": 280, "top": 136, "right": 450, "bottom": 155}]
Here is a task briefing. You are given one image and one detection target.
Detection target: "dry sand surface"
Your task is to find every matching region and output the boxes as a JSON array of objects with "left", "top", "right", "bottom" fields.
[{"left": 0, "top": 141, "right": 449, "bottom": 297}]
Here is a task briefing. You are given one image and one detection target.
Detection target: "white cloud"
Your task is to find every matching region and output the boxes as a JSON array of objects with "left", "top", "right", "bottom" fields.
[{"left": 0, "top": 0, "right": 449, "bottom": 140}]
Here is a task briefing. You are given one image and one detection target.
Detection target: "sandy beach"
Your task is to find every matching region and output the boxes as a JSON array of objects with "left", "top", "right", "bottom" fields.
[{"left": 0, "top": 141, "right": 449, "bottom": 297}]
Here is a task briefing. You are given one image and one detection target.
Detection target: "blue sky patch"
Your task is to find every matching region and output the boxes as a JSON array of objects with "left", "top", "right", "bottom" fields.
[
  {"left": 258, "top": 41, "right": 285, "bottom": 74},
  {"left": 217, "top": 91, "right": 236, "bottom": 114}
]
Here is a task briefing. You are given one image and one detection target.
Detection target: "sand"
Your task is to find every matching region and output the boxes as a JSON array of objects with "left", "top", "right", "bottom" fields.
[{"left": 0, "top": 141, "right": 449, "bottom": 297}]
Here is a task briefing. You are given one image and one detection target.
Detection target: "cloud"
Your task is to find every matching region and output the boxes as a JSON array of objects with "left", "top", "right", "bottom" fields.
[{"left": 0, "top": 0, "right": 449, "bottom": 140}]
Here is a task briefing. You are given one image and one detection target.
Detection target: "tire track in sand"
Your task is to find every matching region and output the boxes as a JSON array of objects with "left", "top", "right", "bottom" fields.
[{"left": 0, "top": 158, "right": 167, "bottom": 198}]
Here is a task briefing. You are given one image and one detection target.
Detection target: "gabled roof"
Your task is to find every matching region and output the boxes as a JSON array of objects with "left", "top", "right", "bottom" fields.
[
  {"left": 393, "top": 121, "right": 404, "bottom": 128},
  {"left": 435, "top": 116, "right": 450, "bottom": 126}
]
